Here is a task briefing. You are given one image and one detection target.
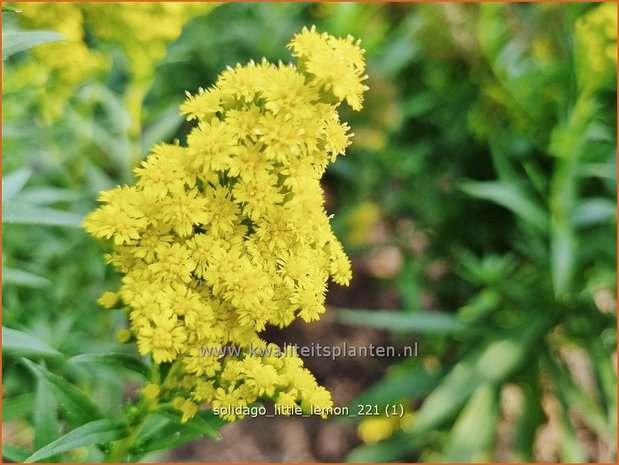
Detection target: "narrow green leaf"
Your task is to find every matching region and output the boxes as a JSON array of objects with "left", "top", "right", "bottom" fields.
[
  {"left": 572, "top": 198, "right": 616, "bottom": 227},
  {"left": 460, "top": 180, "right": 547, "bottom": 233},
  {"left": 141, "top": 107, "right": 183, "bottom": 154},
  {"left": 3, "top": 267, "right": 52, "bottom": 288},
  {"left": 2, "top": 168, "right": 31, "bottom": 201},
  {"left": 135, "top": 409, "right": 225, "bottom": 456},
  {"left": 22, "top": 359, "right": 103, "bottom": 427},
  {"left": 558, "top": 413, "right": 585, "bottom": 462},
  {"left": 3, "top": 203, "right": 84, "bottom": 227},
  {"left": 18, "top": 187, "right": 81, "bottom": 206},
  {"left": 487, "top": 133, "right": 519, "bottom": 184},
  {"left": 443, "top": 384, "right": 498, "bottom": 461},
  {"left": 24, "top": 419, "right": 128, "bottom": 463},
  {"left": 413, "top": 317, "right": 546, "bottom": 433},
  {"left": 334, "top": 308, "right": 469, "bottom": 334},
  {"left": 137, "top": 422, "right": 203, "bottom": 454},
  {"left": 541, "top": 352, "right": 586, "bottom": 461},
  {"left": 2, "top": 30, "right": 65, "bottom": 59},
  {"left": 3, "top": 327, "right": 61, "bottom": 358},
  {"left": 2, "top": 393, "right": 36, "bottom": 421},
  {"left": 550, "top": 222, "right": 576, "bottom": 298},
  {"left": 34, "top": 378, "right": 59, "bottom": 451},
  {"left": 513, "top": 378, "right": 543, "bottom": 461},
  {"left": 159, "top": 407, "right": 223, "bottom": 439},
  {"left": 69, "top": 353, "right": 150, "bottom": 378},
  {"left": 3, "top": 443, "right": 31, "bottom": 462},
  {"left": 2, "top": 5, "right": 23, "bottom": 13},
  {"left": 412, "top": 353, "right": 479, "bottom": 433},
  {"left": 543, "top": 350, "right": 611, "bottom": 440},
  {"left": 349, "top": 367, "right": 440, "bottom": 411},
  {"left": 591, "top": 340, "right": 617, "bottom": 435}
]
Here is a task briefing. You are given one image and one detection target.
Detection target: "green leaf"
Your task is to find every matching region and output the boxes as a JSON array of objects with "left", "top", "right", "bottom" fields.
[
  {"left": 460, "top": 180, "right": 548, "bottom": 233},
  {"left": 572, "top": 198, "right": 616, "bottom": 227},
  {"left": 513, "top": 374, "right": 543, "bottom": 461},
  {"left": 2, "top": 168, "right": 31, "bottom": 201},
  {"left": 18, "top": 187, "right": 81, "bottom": 205},
  {"left": 159, "top": 407, "right": 223, "bottom": 439},
  {"left": 443, "top": 384, "right": 498, "bottom": 461},
  {"left": 2, "top": 30, "right": 65, "bottom": 60},
  {"left": 349, "top": 366, "right": 440, "bottom": 411},
  {"left": 2, "top": 393, "right": 36, "bottom": 421},
  {"left": 411, "top": 352, "right": 480, "bottom": 433},
  {"left": 3, "top": 327, "right": 61, "bottom": 358},
  {"left": 2, "top": 5, "right": 23, "bottom": 13},
  {"left": 591, "top": 340, "right": 617, "bottom": 434},
  {"left": 34, "top": 378, "right": 60, "bottom": 451},
  {"left": 136, "top": 410, "right": 224, "bottom": 456},
  {"left": 3, "top": 443, "right": 31, "bottom": 462},
  {"left": 24, "top": 419, "right": 128, "bottom": 463},
  {"left": 334, "top": 308, "right": 469, "bottom": 334},
  {"left": 3, "top": 267, "right": 52, "bottom": 288},
  {"left": 69, "top": 353, "right": 150, "bottom": 378},
  {"left": 22, "top": 359, "right": 103, "bottom": 427},
  {"left": 550, "top": 222, "right": 576, "bottom": 298},
  {"left": 412, "top": 317, "right": 546, "bottom": 433},
  {"left": 3, "top": 202, "right": 84, "bottom": 227},
  {"left": 543, "top": 350, "right": 611, "bottom": 440},
  {"left": 136, "top": 421, "right": 204, "bottom": 455},
  {"left": 141, "top": 107, "right": 183, "bottom": 154}
]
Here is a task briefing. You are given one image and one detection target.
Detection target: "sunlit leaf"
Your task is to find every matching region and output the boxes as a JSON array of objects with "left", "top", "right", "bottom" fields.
[
  {"left": 3, "top": 327, "right": 61, "bottom": 358},
  {"left": 2, "top": 30, "right": 65, "bottom": 60}
]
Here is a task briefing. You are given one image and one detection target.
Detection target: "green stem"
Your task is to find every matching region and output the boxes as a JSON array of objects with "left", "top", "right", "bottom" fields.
[
  {"left": 105, "top": 360, "right": 180, "bottom": 461},
  {"left": 124, "top": 78, "right": 151, "bottom": 169},
  {"left": 106, "top": 416, "right": 146, "bottom": 463}
]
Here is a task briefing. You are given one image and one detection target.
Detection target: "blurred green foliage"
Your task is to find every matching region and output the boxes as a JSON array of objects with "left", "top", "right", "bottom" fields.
[{"left": 2, "top": 2, "right": 616, "bottom": 463}]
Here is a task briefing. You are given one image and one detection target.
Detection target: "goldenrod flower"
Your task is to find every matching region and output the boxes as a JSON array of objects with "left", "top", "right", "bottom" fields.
[
  {"left": 8, "top": 3, "right": 108, "bottom": 121},
  {"left": 575, "top": 3, "right": 617, "bottom": 91},
  {"left": 84, "top": 27, "right": 367, "bottom": 422},
  {"left": 81, "top": 3, "right": 214, "bottom": 81},
  {"left": 7, "top": 3, "right": 212, "bottom": 120},
  {"left": 98, "top": 291, "right": 119, "bottom": 309}
]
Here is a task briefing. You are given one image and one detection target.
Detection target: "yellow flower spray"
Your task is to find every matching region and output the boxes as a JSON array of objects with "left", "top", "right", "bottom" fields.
[
  {"left": 85, "top": 26, "right": 368, "bottom": 423},
  {"left": 8, "top": 2, "right": 213, "bottom": 136}
]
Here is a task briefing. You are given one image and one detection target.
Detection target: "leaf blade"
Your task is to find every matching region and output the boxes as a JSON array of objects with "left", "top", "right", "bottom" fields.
[
  {"left": 334, "top": 308, "right": 469, "bottom": 334},
  {"left": 24, "top": 419, "right": 128, "bottom": 463},
  {"left": 2, "top": 169, "right": 31, "bottom": 201},
  {"left": 69, "top": 353, "right": 150, "bottom": 378},
  {"left": 22, "top": 359, "right": 103, "bottom": 427},
  {"left": 3, "top": 267, "right": 52, "bottom": 289},
  {"left": 2, "top": 327, "right": 61, "bottom": 358},
  {"left": 460, "top": 180, "right": 547, "bottom": 233},
  {"left": 2, "top": 30, "right": 65, "bottom": 59},
  {"left": 3, "top": 203, "right": 84, "bottom": 227}
]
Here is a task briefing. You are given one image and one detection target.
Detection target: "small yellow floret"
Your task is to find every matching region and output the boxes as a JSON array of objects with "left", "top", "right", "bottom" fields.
[{"left": 142, "top": 383, "right": 160, "bottom": 401}]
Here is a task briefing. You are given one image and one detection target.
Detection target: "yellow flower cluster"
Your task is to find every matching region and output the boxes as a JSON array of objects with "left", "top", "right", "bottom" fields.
[
  {"left": 6, "top": 3, "right": 108, "bottom": 121},
  {"left": 81, "top": 3, "right": 215, "bottom": 81},
  {"left": 85, "top": 27, "right": 368, "bottom": 422},
  {"left": 575, "top": 3, "right": 617, "bottom": 91},
  {"left": 6, "top": 2, "right": 212, "bottom": 120}
]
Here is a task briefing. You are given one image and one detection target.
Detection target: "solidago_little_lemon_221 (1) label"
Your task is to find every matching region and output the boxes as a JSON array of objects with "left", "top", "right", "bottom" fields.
[{"left": 84, "top": 26, "right": 369, "bottom": 423}]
